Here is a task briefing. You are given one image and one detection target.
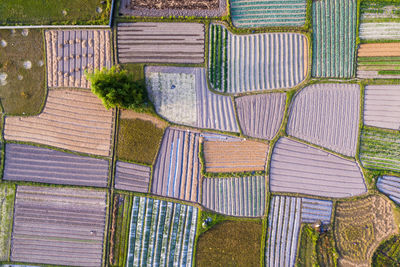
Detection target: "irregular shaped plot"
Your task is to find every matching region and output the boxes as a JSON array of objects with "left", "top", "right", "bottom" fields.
[
  {"left": 287, "top": 83, "right": 360, "bottom": 157},
  {"left": 359, "top": 22, "right": 400, "bottom": 40},
  {"left": 208, "top": 24, "right": 308, "bottom": 93},
  {"left": 270, "top": 138, "right": 367, "bottom": 198},
  {"left": 312, "top": 0, "right": 357, "bottom": 78},
  {"left": 377, "top": 176, "right": 400, "bottom": 204},
  {"left": 126, "top": 196, "right": 198, "bottom": 267},
  {"left": 372, "top": 235, "right": 400, "bottom": 266},
  {"left": 45, "top": 30, "right": 112, "bottom": 88},
  {"left": 152, "top": 128, "right": 201, "bottom": 202},
  {"left": 114, "top": 161, "right": 150, "bottom": 192},
  {"left": 203, "top": 137, "right": 268, "bottom": 173},
  {"left": 0, "top": 184, "right": 15, "bottom": 261},
  {"left": 364, "top": 85, "right": 400, "bottom": 130},
  {"left": 335, "top": 195, "right": 398, "bottom": 266},
  {"left": 11, "top": 186, "right": 107, "bottom": 266},
  {"left": 230, "top": 0, "right": 307, "bottom": 28},
  {"left": 202, "top": 176, "right": 265, "bottom": 217},
  {"left": 4, "top": 89, "right": 115, "bottom": 157},
  {"left": 145, "top": 66, "right": 239, "bottom": 133},
  {"left": 117, "top": 23, "right": 204, "bottom": 64},
  {"left": 235, "top": 93, "right": 286, "bottom": 140},
  {"left": 4, "top": 143, "right": 109, "bottom": 187},
  {"left": 360, "top": 127, "right": 400, "bottom": 172}
]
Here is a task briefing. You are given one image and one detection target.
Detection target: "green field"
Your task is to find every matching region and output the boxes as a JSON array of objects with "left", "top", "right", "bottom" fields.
[
  {"left": 296, "top": 224, "right": 319, "bottom": 267},
  {"left": 372, "top": 234, "right": 400, "bottom": 265},
  {"left": 316, "top": 231, "right": 338, "bottom": 267},
  {"left": 0, "top": 184, "right": 15, "bottom": 261}
]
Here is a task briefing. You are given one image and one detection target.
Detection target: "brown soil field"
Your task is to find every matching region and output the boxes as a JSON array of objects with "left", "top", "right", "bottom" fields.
[
  {"left": 130, "top": 0, "right": 219, "bottom": 10},
  {"left": 334, "top": 195, "right": 398, "bottom": 266},
  {"left": 203, "top": 140, "right": 268, "bottom": 173},
  {"left": 120, "top": 109, "right": 167, "bottom": 129},
  {"left": 358, "top": 43, "right": 400, "bottom": 57}
]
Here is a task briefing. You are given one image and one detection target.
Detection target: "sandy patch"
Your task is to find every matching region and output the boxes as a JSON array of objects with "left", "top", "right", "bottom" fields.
[
  {"left": 0, "top": 73, "right": 7, "bottom": 86},
  {"left": 23, "top": 60, "right": 32, "bottom": 69}
]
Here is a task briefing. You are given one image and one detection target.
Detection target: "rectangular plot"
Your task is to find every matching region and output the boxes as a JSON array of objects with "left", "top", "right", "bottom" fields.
[
  {"left": 0, "top": 184, "right": 15, "bottom": 261},
  {"left": 114, "top": 161, "right": 151, "bottom": 192}
]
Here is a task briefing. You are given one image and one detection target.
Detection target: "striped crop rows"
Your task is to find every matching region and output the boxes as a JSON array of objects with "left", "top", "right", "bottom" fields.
[
  {"left": 360, "top": 127, "right": 400, "bottom": 173},
  {"left": 209, "top": 24, "right": 228, "bottom": 91},
  {"left": 117, "top": 23, "right": 204, "bottom": 64},
  {"left": 152, "top": 128, "right": 201, "bottom": 203},
  {"left": 208, "top": 24, "right": 308, "bottom": 94},
  {"left": 230, "top": 0, "right": 307, "bottom": 28},
  {"left": 201, "top": 176, "right": 265, "bottom": 217},
  {"left": 126, "top": 196, "right": 198, "bottom": 267},
  {"left": 359, "top": 22, "right": 400, "bottom": 40},
  {"left": 287, "top": 83, "right": 360, "bottom": 157},
  {"left": 4, "top": 143, "right": 109, "bottom": 187},
  {"left": 312, "top": 0, "right": 357, "bottom": 78},
  {"left": 114, "top": 161, "right": 151, "bottom": 193},
  {"left": 270, "top": 138, "right": 367, "bottom": 198},
  {"left": 11, "top": 186, "right": 107, "bottom": 267},
  {"left": 377, "top": 176, "right": 400, "bottom": 205},
  {"left": 300, "top": 198, "right": 333, "bottom": 225},
  {"left": 363, "top": 85, "right": 400, "bottom": 131},
  {"left": 235, "top": 93, "right": 286, "bottom": 140},
  {"left": 4, "top": 89, "right": 115, "bottom": 157}
]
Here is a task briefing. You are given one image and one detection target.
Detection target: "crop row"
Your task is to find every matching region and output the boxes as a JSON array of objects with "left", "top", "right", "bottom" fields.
[
  {"left": 377, "top": 176, "right": 400, "bottom": 205},
  {"left": 359, "top": 22, "right": 400, "bottom": 40},
  {"left": 357, "top": 44, "right": 400, "bottom": 78},
  {"left": 209, "top": 24, "right": 228, "bottom": 92}
]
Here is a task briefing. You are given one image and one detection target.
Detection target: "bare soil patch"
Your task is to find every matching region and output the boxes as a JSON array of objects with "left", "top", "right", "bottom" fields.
[
  {"left": 132, "top": 0, "right": 219, "bottom": 9},
  {"left": 358, "top": 43, "right": 400, "bottom": 57}
]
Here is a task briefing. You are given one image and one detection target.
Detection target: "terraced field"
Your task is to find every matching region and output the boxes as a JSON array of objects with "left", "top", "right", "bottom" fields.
[
  {"left": 363, "top": 85, "right": 400, "bottom": 130},
  {"left": 11, "top": 186, "right": 107, "bottom": 266},
  {"left": 377, "top": 176, "right": 400, "bottom": 205},
  {"left": 201, "top": 176, "right": 265, "bottom": 217},
  {"left": 270, "top": 138, "right": 367, "bottom": 198},
  {"left": 359, "top": 22, "right": 400, "bottom": 40},
  {"left": 114, "top": 161, "right": 151, "bottom": 193},
  {"left": 117, "top": 23, "right": 204, "bottom": 64},
  {"left": 359, "top": 127, "right": 400, "bottom": 173},
  {"left": 312, "top": 0, "right": 357, "bottom": 78},
  {"left": 0, "top": 184, "right": 15, "bottom": 261},
  {"left": 45, "top": 30, "right": 112, "bottom": 88},
  {"left": 151, "top": 128, "right": 201, "bottom": 203},
  {"left": 4, "top": 89, "right": 115, "bottom": 157},
  {"left": 357, "top": 43, "right": 400, "bottom": 78},
  {"left": 235, "top": 93, "right": 286, "bottom": 140},
  {"left": 208, "top": 24, "right": 308, "bottom": 93},
  {"left": 145, "top": 66, "right": 239, "bottom": 133},
  {"left": 335, "top": 195, "right": 398, "bottom": 266},
  {"left": 230, "top": 0, "right": 307, "bottom": 28},
  {"left": 287, "top": 83, "right": 360, "bottom": 157},
  {"left": 126, "top": 196, "right": 198, "bottom": 267}
]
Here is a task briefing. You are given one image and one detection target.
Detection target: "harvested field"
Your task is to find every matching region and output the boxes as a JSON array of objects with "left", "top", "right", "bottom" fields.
[
  {"left": 208, "top": 24, "right": 308, "bottom": 93},
  {"left": 4, "top": 89, "right": 115, "bottom": 157},
  {"left": 359, "top": 22, "right": 400, "bottom": 40},
  {"left": 359, "top": 127, "right": 400, "bottom": 173},
  {"left": 235, "top": 93, "right": 286, "bottom": 140},
  {"left": 151, "top": 128, "right": 201, "bottom": 203},
  {"left": 203, "top": 137, "right": 268, "bottom": 173},
  {"left": 372, "top": 234, "right": 400, "bottom": 266},
  {"left": 334, "top": 195, "right": 398, "bottom": 266},
  {"left": 3, "top": 143, "right": 109, "bottom": 187},
  {"left": 126, "top": 196, "right": 198, "bottom": 267},
  {"left": 196, "top": 220, "right": 262, "bottom": 267},
  {"left": 230, "top": 0, "right": 307, "bottom": 28},
  {"left": 201, "top": 176, "right": 265, "bottom": 217},
  {"left": 11, "top": 186, "right": 107, "bottom": 266},
  {"left": 269, "top": 138, "right": 367, "bottom": 198},
  {"left": 312, "top": 0, "right": 357, "bottom": 78},
  {"left": 377, "top": 175, "right": 400, "bottom": 204},
  {"left": 363, "top": 85, "right": 400, "bottom": 130},
  {"left": 117, "top": 23, "right": 204, "bottom": 64},
  {"left": 357, "top": 44, "right": 400, "bottom": 78},
  {"left": 114, "top": 161, "right": 150, "bottom": 192},
  {"left": 0, "top": 184, "right": 15, "bottom": 261},
  {"left": 45, "top": 29, "right": 112, "bottom": 88},
  {"left": 145, "top": 66, "right": 239, "bottom": 133},
  {"left": 287, "top": 83, "right": 360, "bottom": 157}
]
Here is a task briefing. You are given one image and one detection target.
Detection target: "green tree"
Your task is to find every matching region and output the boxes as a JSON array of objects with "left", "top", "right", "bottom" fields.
[{"left": 85, "top": 66, "right": 150, "bottom": 111}]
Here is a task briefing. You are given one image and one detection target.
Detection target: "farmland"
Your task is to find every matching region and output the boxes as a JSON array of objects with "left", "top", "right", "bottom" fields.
[
  {"left": 230, "top": 0, "right": 307, "bottom": 28},
  {"left": 114, "top": 161, "right": 150, "bottom": 192},
  {"left": 316, "top": 231, "right": 338, "bottom": 267},
  {"left": 360, "top": 22, "right": 400, "bottom": 40},
  {"left": 312, "top": 0, "right": 357, "bottom": 78},
  {"left": 296, "top": 225, "right": 319, "bottom": 267},
  {"left": 196, "top": 220, "right": 262, "bottom": 267},
  {"left": 235, "top": 93, "right": 286, "bottom": 140},
  {"left": 0, "top": 184, "right": 15, "bottom": 261},
  {"left": 372, "top": 234, "right": 400, "bottom": 266},
  {"left": 117, "top": 23, "right": 204, "bottom": 64},
  {"left": 11, "top": 186, "right": 107, "bottom": 266},
  {"left": 126, "top": 196, "right": 198, "bottom": 266},
  {"left": 359, "top": 127, "right": 400, "bottom": 172},
  {"left": 269, "top": 138, "right": 367, "bottom": 198},
  {"left": 4, "top": 89, "right": 115, "bottom": 157},
  {"left": 377, "top": 176, "right": 400, "bottom": 204},
  {"left": 45, "top": 29, "right": 112, "bottom": 88},
  {"left": 201, "top": 176, "right": 266, "bottom": 217},
  {"left": 208, "top": 24, "right": 308, "bottom": 93}
]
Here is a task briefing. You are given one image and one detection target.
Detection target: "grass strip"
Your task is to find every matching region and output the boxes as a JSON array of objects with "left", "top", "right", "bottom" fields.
[{"left": 378, "top": 70, "right": 400, "bottom": 75}]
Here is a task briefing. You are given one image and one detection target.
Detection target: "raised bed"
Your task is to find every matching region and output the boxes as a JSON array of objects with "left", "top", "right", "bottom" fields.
[
  {"left": 4, "top": 89, "right": 115, "bottom": 157},
  {"left": 360, "top": 22, "right": 400, "bottom": 40},
  {"left": 114, "top": 161, "right": 150, "bottom": 193},
  {"left": 3, "top": 143, "right": 109, "bottom": 187},
  {"left": 10, "top": 186, "right": 107, "bottom": 266},
  {"left": 287, "top": 83, "right": 360, "bottom": 157},
  {"left": 377, "top": 176, "right": 400, "bottom": 205},
  {"left": 126, "top": 196, "right": 198, "bottom": 266},
  {"left": 269, "top": 137, "right": 367, "bottom": 198}
]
